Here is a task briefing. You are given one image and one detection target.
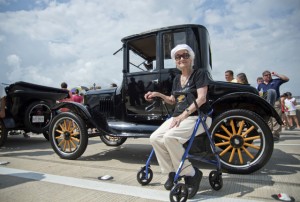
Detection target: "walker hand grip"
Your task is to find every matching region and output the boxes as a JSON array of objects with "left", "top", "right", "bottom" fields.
[{"left": 145, "top": 98, "right": 161, "bottom": 112}]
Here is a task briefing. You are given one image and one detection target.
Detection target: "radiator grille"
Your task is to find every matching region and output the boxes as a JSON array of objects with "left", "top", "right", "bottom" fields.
[{"left": 98, "top": 97, "right": 114, "bottom": 117}]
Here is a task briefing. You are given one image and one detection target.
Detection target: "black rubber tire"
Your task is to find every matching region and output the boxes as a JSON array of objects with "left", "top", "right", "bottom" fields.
[
  {"left": 210, "top": 109, "right": 273, "bottom": 174},
  {"left": 136, "top": 166, "right": 153, "bottom": 185},
  {"left": 0, "top": 120, "right": 8, "bottom": 147},
  {"left": 24, "top": 101, "right": 52, "bottom": 133},
  {"left": 169, "top": 183, "right": 188, "bottom": 202},
  {"left": 43, "top": 131, "right": 49, "bottom": 141},
  {"left": 49, "top": 112, "right": 88, "bottom": 160},
  {"left": 100, "top": 135, "right": 127, "bottom": 147},
  {"left": 209, "top": 171, "right": 223, "bottom": 191},
  {"left": 90, "top": 106, "right": 127, "bottom": 146}
]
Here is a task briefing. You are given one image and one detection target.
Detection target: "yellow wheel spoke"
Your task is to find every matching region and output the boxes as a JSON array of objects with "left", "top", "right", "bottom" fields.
[
  {"left": 220, "top": 124, "right": 233, "bottom": 137},
  {"left": 215, "top": 141, "right": 230, "bottom": 147},
  {"left": 58, "top": 139, "right": 65, "bottom": 146},
  {"left": 219, "top": 145, "right": 233, "bottom": 156},
  {"left": 55, "top": 135, "right": 63, "bottom": 140},
  {"left": 71, "top": 132, "right": 80, "bottom": 136},
  {"left": 70, "top": 125, "right": 77, "bottom": 132},
  {"left": 59, "top": 123, "right": 66, "bottom": 131},
  {"left": 241, "top": 126, "right": 255, "bottom": 137},
  {"left": 71, "top": 137, "right": 80, "bottom": 142},
  {"left": 237, "top": 148, "right": 243, "bottom": 164},
  {"left": 230, "top": 120, "right": 236, "bottom": 135},
  {"left": 237, "top": 120, "right": 245, "bottom": 135},
  {"left": 67, "top": 140, "right": 71, "bottom": 152},
  {"left": 244, "top": 142, "right": 260, "bottom": 150},
  {"left": 214, "top": 133, "right": 230, "bottom": 140},
  {"left": 67, "top": 121, "right": 72, "bottom": 131},
  {"left": 229, "top": 148, "right": 236, "bottom": 163},
  {"left": 55, "top": 129, "right": 64, "bottom": 134},
  {"left": 244, "top": 136, "right": 260, "bottom": 142},
  {"left": 63, "top": 140, "right": 67, "bottom": 151},
  {"left": 63, "top": 120, "right": 67, "bottom": 132},
  {"left": 70, "top": 140, "right": 77, "bottom": 148},
  {"left": 242, "top": 146, "right": 255, "bottom": 159}
]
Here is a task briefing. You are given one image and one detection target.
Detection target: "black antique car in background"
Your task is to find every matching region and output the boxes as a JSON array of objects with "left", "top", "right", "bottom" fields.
[
  {"left": 49, "top": 24, "right": 282, "bottom": 174},
  {"left": 0, "top": 82, "right": 69, "bottom": 146}
]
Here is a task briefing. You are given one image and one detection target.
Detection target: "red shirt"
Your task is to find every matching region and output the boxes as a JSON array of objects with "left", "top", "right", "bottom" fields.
[{"left": 72, "top": 94, "right": 83, "bottom": 103}]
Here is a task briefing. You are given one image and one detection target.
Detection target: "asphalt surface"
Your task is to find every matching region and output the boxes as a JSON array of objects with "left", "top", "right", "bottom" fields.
[{"left": 0, "top": 128, "right": 299, "bottom": 202}]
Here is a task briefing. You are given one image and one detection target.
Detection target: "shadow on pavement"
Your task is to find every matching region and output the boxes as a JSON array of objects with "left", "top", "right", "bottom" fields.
[{"left": 0, "top": 172, "right": 45, "bottom": 190}]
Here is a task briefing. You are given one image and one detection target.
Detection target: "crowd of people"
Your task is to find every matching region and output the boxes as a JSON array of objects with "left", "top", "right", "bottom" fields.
[
  {"left": 224, "top": 69, "right": 298, "bottom": 141},
  {"left": 59, "top": 82, "right": 84, "bottom": 104}
]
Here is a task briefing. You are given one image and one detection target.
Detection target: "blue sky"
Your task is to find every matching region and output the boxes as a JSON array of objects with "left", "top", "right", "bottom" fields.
[{"left": 0, "top": 0, "right": 299, "bottom": 95}]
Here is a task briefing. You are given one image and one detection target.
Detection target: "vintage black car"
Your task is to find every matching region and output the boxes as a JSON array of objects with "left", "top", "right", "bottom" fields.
[
  {"left": 49, "top": 24, "right": 282, "bottom": 174},
  {"left": 0, "top": 81, "right": 69, "bottom": 145}
]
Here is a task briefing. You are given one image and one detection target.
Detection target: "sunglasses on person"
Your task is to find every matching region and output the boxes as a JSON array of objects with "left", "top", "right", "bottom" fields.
[
  {"left": 263, "top": 74, "right": 271, "bottom": 77},
  {"left": 175, "top": 53, "right": 190, "bottom": 61}
]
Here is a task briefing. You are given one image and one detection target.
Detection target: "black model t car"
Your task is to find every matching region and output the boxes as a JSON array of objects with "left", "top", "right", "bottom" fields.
[
  {"left": 0, "top": 81, "right": 69, "bottom": 145},
  {"left": 49, "top": 24, "right": 281, "bottom": 174}
]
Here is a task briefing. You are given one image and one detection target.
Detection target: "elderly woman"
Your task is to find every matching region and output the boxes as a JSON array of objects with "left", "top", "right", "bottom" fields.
[{"left": 144, "top": 44, "right": 212, "bottom": 199}]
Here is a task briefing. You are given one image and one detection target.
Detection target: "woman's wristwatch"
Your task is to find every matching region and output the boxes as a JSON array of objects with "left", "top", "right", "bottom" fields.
[{"left": 185, "top": 108, "right": 191, "bottom": 115}]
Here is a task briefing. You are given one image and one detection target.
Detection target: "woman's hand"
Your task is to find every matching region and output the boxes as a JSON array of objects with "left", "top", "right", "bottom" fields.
[
  {"left": 144, "top": 91, "right": 153, "bottom": 101},
  {"left": 145, "top": 91, "right": 175, "bottom": 105},
  {"left": 169, "top": 115, "right": 186, "bottom": 128},
  {"left": 144, "top": 91, "right": 159, "bottom": 102}
]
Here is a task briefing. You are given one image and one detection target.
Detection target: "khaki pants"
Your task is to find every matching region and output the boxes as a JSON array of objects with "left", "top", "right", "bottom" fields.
[
  {"left": 150, "top": 116, "right": 212, "bottom": 176},
  {"left": 268, "top": 100, "right": 282, "bottom": 138}
]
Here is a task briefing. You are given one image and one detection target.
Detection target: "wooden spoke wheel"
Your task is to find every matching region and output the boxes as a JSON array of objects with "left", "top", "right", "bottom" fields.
[
  {"left": 100, "top": 135, "right": 127, "bottom": 146},
  {"left": 49, "top": 112, "right": 88, "bottom": 160},
  {"left": 211, "top": 109, "right": 273, "bottom": 174}
]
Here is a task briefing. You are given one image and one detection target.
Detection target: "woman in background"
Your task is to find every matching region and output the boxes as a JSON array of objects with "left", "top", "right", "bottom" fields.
[{"left": 236, "top": 73, "right": 249, "bottom": 84}]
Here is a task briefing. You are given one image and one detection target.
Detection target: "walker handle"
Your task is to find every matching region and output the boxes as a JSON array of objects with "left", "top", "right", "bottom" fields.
[{"left": 145, "top": 98, "right": 161, "bottom": 112}]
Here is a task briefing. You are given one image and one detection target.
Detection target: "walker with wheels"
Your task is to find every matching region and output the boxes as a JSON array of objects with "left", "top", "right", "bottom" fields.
[{"left": 136, "top": 91, "right": 223, "bottom": 202}]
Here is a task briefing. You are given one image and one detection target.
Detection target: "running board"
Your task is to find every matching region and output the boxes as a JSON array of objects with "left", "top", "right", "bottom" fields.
[{"left": 107, "top": 121, "right": 159, "bottom": 137}]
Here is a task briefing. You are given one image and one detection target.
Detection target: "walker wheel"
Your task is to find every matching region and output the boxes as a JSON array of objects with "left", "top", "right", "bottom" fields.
[
  {"left": 136, "top": 166, "right": 153, "bottom": 185},
  {"left": 169, "top": 183, "right": 188, "bottom": 202},
  {"left": 209, "top": 170, "right": 223, "bottom": 190}
]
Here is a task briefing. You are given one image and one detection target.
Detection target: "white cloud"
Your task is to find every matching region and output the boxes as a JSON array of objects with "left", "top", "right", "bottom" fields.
[{"left": 0, "top": 0, "right": 299, "bottom": 96}]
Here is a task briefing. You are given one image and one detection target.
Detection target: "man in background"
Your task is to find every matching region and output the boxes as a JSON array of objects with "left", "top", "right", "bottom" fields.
[
  {"left": 257, "top": 70, "right": 289, "bottom": 141},
  {"left": 225, "top": 70, "right": 237, "bottom": 82}
]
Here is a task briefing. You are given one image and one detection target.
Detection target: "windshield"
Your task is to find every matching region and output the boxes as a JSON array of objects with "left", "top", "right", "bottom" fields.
[{"left": 127, "top": 34, "right": 156, "bottom": 73}]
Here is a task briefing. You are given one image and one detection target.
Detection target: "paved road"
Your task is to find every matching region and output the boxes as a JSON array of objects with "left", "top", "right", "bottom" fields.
[{"left": 0, "top": 129, "right": 299, "bottom": 202}]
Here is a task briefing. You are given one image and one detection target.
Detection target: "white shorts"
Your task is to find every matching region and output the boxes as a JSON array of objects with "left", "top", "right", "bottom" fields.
[{"left": 285, "top": 110, "right": 296, "bottom": 116}]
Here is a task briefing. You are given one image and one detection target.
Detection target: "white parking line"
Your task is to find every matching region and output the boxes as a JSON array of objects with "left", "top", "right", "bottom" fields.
[{"left": 0, "top": 167, "right": 261, "bottom": 202}]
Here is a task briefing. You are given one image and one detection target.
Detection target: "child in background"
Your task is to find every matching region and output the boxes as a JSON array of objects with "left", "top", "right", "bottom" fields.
[
  {"left": 284, "top": 92, "right": 300, "bottom": 129},
  {"left": 280, "top": 93, "right": 290, "bottom": 130}
]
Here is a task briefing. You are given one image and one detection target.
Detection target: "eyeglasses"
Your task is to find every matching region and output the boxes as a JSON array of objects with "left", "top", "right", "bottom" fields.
[
  {"left": 263, "top": 74, "right": 271, "bottom": 77},
  {"left": 175, "top": 53, "right": 190, "bottom": 61}
]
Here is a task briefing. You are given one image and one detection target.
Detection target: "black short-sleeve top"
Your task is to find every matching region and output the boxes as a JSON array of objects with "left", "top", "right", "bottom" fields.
[{"left": 172, "top": 69, "right": 211, "bottom": 117}]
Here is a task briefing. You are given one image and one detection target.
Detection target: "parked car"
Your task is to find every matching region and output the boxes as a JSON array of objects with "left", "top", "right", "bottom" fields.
[
  {"left": 0, "top": 81, "right": 69, "bottom": 146},
  {"left": 48, "top": 24, "right": 282, "bottom": 174}
]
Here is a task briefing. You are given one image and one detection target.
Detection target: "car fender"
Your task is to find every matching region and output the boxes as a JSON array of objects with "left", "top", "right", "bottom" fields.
[
  {"left": 210, "top": 92, "right": 283, "bottom": 124},
  {"left": 52, "top": 101, "right": 92, "bottom": 118},
  {"left": 51, "top": 102, "right": 111, "bottom": 135}
]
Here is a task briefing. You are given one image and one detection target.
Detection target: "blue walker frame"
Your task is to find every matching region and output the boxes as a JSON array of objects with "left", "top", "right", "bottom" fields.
[{"left": 138, "top": 92, "right": 223, "bottom": 193}]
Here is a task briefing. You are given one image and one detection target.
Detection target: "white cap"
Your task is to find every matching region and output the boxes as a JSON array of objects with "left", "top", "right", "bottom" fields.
[{"left": 171, "top": 44, "right": 195, "bottom": 60}]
